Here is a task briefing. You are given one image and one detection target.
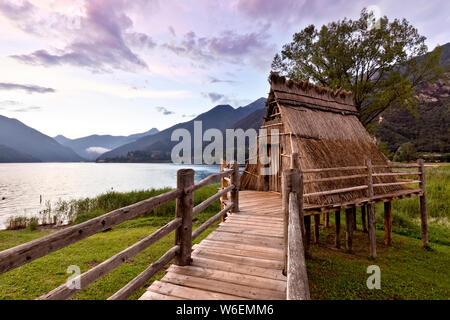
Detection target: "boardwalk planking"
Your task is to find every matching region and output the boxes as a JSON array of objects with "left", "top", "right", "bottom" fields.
[{"left": 140, "top": 191, "right": 287, "bottom": 300}]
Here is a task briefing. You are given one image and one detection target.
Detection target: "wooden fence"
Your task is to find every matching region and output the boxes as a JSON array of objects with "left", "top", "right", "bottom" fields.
[{"left": 0, "top": 163, "right": 240, "bottom": 300}]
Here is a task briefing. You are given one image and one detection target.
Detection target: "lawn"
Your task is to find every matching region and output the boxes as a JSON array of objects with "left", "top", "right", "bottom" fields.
[{"left": 0, "top": 165, "right": 449, "bottom": 300}]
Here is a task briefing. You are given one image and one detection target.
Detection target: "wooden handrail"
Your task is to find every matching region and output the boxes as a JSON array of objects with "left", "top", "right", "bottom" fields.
[
  {"left": 192, "top": 203, "right": 234, "bottom": 240},
  {"left": 286, "top": 192, "right": 310, "bottom": 300},
  {"left": 303, "top": 185, "right": 368, "bottom": 198},
  {"left": 192, "top": 185, "right": 234, "bottom": 216}
]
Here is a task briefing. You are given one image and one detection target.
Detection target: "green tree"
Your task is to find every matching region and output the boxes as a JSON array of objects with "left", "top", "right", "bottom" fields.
[
  {"left": 393, "top": 142, "right": 417, "bottom": 162},
  {"left": 272, "top": 9, "right": 443, "bottom": 126}
]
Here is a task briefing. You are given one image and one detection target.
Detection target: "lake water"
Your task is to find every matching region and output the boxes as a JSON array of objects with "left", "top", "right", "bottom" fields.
[{"left": 0, "top": 163, "right": 219, "bottom": 229}]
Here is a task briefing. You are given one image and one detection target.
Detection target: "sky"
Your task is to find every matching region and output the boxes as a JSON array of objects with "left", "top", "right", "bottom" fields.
[{"left": 0, "top": 0, "right": 448, "bottom": 139}]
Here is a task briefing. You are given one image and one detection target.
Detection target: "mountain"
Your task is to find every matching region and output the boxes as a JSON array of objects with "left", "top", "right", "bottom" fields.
[
  {"left": 0, "top": 115, "right": 84, "bottom": 162},
  {"left": 0, "top": 145, "right": 40, "bottom": 163},
  {"left": 98, "top": 98, "right": 266, "bottom": 162},
  {"left": 232, "top": 108, "right": 266, "bottom": 131},
  {"left": 54, "top": 128, "right": 159, "bottom": 161}
]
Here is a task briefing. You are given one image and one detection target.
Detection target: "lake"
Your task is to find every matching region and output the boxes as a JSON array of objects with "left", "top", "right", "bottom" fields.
[{"left": 0, "top": 163, "right": 219, "bottom": 229}]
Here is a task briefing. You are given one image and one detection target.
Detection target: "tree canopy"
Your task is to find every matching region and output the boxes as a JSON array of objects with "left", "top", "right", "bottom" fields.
[{"left": 272, "top": 9, "right": 443, "bottom": 126}]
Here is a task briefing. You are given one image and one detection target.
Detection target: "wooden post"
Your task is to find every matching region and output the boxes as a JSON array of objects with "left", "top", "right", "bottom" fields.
[
  {"left": 230, "top": 161, "right": 240, "bottom": 213},
  {"left": 282, "top": 168, "right": 304, "bottom": 274},
  {"left": 366, "top": 159, "right": 377, "bottom": 258},
  {"left": 418, "top": 159, "right": 429, "bottom": 247},
  {"left": 314, "top": 214, "right": 320, "bottom": 244},
  {"left": 384, "top": 202, "right": 392, "bottom": 246},
  {"left": 335, "top": 210, "right": 341, "bottom": 249},
  {"left": 325, "top": 212, "right": 330, "bottom": 228},
  {"left": 345, "top": 208, "right": 353, "bottom": 253},
  {"left": 174, "top": 169, "right": 194, "bottom": 266},
  {"left": 290, "top": 152, "right": 299, "bottom": 169},
  {"left": 304, "top": 216, "right": 311, "bottom": 253},
  {"left": 352, "top": 207, "right": 357, "bottom": 231},
  {"left": 220, "top": 161, "right": 228, "bottom": 222},
  {"left": 361, "top": 205, "right": 368, "bottom": 233}
]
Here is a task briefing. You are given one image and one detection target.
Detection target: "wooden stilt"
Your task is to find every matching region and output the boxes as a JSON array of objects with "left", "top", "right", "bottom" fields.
[
  {"left": 335, "top": 210, "right": 341, "bottom": 249},
  {"left": 325, "top": 212, "right": 330, "bottom": 228},
  {"left": 314, "top": 214, "right": 320, "bottom": 244},
  {"left": 366, "top": 159, "right": 377, "bottom": 258},
  {"left": 220, "top": 161, "right": 228, "bottom": 222},
  {"left": 384, "top": 202, "right": 392, "bottom": 246},
  {"left": 304, "top": 216, "right": 311, "bottom": 253},
  {"left": 352, "top": 207, "right": 357, "bottom": 231},
  {"left": 361, "top": 205, "right": 368, "bottom": 233},
  {"left": 345, "top": 208, "right": 353, "bottom": 252},
  {"left": 418, "top": 159, "right": 429, "bottom": 247}
]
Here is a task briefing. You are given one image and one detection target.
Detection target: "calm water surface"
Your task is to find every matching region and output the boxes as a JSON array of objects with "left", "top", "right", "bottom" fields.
[{"left": 0, "top": 163, "right": 219, "bottom": 229}]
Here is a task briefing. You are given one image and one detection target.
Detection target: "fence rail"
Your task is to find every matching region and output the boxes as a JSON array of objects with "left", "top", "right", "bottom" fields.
[{"left": 0, "top": 163, "right": 240, "bottom": 300}]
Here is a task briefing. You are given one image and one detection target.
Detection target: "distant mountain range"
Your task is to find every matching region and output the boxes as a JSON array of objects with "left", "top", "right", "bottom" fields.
[
  {"left": 54, "top": 128, "right": 159, "bottom": 161},
  {"left": 98, "top": 98, "right": 267, "bottom": 162},
  {"left": 0, "top": 115, "right": 83, "bottom": 162}
]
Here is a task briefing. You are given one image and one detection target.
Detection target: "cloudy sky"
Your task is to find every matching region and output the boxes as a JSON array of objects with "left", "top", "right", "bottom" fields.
[{"left": 0, "top": 0, "right": 448, "bottom": 138}]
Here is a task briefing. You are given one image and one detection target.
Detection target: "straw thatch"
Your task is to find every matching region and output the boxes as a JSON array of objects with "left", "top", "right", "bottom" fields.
[{"left": 240, "top": 74, "right": 404, "bottom": 206}]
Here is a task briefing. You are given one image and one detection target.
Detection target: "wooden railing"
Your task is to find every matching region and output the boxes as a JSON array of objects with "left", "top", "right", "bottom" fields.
[{"left": 0, "top": 163, "right": 240, "bottom": 300}]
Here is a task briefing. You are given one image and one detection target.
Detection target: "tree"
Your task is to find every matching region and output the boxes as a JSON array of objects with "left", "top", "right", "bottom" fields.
[
  {"left": 272, "top": 9, "right": 443, "bottom": 126},
  {"left": 393, "top": 142, "right": 417, "bottom": 162}
]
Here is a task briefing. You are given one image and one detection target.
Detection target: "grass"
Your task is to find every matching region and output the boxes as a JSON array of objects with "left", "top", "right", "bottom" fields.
[{"left": 0, "top": 165, "right": 448, "bottom": 300}]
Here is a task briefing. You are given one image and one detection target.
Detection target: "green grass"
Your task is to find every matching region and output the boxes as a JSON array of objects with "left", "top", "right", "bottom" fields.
[{"left": 0, "top": 166, "right": 449, "bottom": 300}]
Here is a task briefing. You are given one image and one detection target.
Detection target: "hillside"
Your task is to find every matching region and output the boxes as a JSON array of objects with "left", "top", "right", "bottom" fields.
[
  {"left": 0, "top": 115, "right": 84, "bottom": 162},
  {"left": 98, "top": 98, "right": 266, "bottom": 162},
  {"left": 55, "top": 128, "right": 159, "bottom": 161},
  {"left": 0, "top": 145, "right": 40, "bottom": 163}
]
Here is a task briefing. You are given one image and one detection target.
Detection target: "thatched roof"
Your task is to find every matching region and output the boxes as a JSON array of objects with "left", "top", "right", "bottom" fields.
[{"left": 241, "top": 74, "right": 404, "bottom": 206}]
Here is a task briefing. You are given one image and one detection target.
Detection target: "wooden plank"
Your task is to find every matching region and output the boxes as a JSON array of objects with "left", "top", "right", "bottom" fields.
[
  {"left": 38, "top": 218, "right": 182, "bottom": 300},
  {"left": 193, "top": 243, "right": 282, "bottom": 261},
  {"left": 192, "top": 249, "right": 283, "bottom": 269},
  {"left": 139, "top": 291, "right": 185, "bottom": 300},
  {"left": 219, "top": 220, "right": 284, "bottom": 231},
  {"left": 161, "top": 272, "right": 285, "bottom": 300},
  {"left": 190, "top": 256, "right": 285, "bottom": 281},
  {"left": 0, "top": 187, "right": 182, "bottom": 275},
  {"left": 149, "top": 280, "right": 247, "bottom": 300},
  {"left": 216, "top": 226, "right": 283, "bottom": 238},
  {"left": 168, "top": 265, "right": 286, "bottom": 292},
  {"left": 198, "top": 239, "right": 283, "bottom": 257},
  {"left": 206, "top": 230, "right": 284, "bottom": 249}
]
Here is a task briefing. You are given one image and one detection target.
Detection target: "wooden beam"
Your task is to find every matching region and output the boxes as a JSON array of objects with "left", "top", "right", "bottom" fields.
[
  {"left": 193, "top": 185, "right": 233, "bottom": 217},
  {"left": 418, "top": 159, "right": 429, "bottom": 247},
  {"left": 325, "top": 212, "right": 330, "bottom": 228},
  {"left": 366, "top": 159, "right": 377, "bottom": 258},
  {"left": 230, "top": 161, "right": 240, "bottom": 213},
  {"left": 345, "top": 209, "right": 353, "bottom": 253},
  {"left": 192, "top": 203, "right": 234, "bottom": 240},
  {"left": 303, "top": 185, "right": 368, "bottom": 198},
  {"left": 352, "top": 207, "right": 357, "bottom": 231},
  {"left": 384, "top": 202, "right": 392, "bottom": 246},
  {"left": 335, "top": 211, "right": 341, "bottom": 249},
  {"left": 314, "top": 214, "right": 320, "bottom": 245},
  {"left": 361, "top": 205, "right": 368, "bottom": 233},
  {"left": 174, "top": 169, "right": 194, "bottom": 266}
]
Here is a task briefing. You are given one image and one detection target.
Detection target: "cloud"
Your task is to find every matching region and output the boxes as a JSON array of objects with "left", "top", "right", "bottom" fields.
[
  {"left": 168, "top": 26, "right": 176, "bottom": 37},
  {"left": 4, "top": 0, "right": 157, "bottom": 73},
  {"left": 0, "top": 100, "right": 42, "bottom": 112},
  {"left": 0, "top": 100, "right": 20, "bottom": 107},
  {"left": 163, "top": 25, "right": 274, "bottom": 67},
  {"left": 11, "top": 106, "right": 41, "bottom": 113},
  {"left": 209, "top": 76, "right": 237, "bottom": 84},
  {"left": 155, "top": 106, "right": 175, "bottom": 115},
  {"left": 202, "top": 92, "right": 226, "bottom": 103},
  {"left": 86, "top": 147, "right": 111, "bottom": 155},
  {"left": 0, "top": 82, "right": 55, "bottom": 94},
  {"left": 182, "top": 114, "right": 197, "bottom": 118}
]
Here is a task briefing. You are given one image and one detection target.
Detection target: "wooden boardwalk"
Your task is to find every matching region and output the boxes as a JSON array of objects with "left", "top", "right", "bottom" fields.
[{"left": 140, "top": 191, "right": 287, "bottom": 300}]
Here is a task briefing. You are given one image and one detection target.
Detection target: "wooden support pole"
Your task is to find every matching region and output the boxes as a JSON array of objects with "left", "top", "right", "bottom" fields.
[
  {"left": 290, "top": 152, "right": 299, "bottom": 169},
  {"left": 335, "top": 210, "right": 341, "bottom": 249},
  {"left": 174, "top": 169, "right": 194, "bottom": 266},
  {"left": 325, "top": 212, "right": 330, "bottom": 228},
  {"left": 418, "top": 159, "right": 429, "bottom": 247},
  {"left": 282, "top": 168, "right": 304, "bottom": 274},
  {"left": 345, "top": 208, "right": 353, "bottom": 253},
  {"left": 230, "top": 161, "right": 240, "bottom": 213},
  {"left": 352, "top": 207, "right": 357, "bottom": 231},
  {"left": 304, "top": 216, "right": 311, "bottom": 253},
  {"left": 361, "top": 205, "right": 368, "bottom": 233},
  {"left": 384, "top": 202, "right": 392, "bottom": 246},
  {"left": 366, "top": 159, "right": 377, "bottom": 258},
  {"left": 220, "top": 161, "right": 228, "bottom": 222},
  {"left": 314, "top": 214, "right": 320, "bottom": 244}
]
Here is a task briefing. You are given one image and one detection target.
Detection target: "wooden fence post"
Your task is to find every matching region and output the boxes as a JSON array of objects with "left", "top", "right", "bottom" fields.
[
  {"left": 282, "top": 168, "right": 304, "bottom": 274},
  {"left": 361, "top": 205, "right": 368, "bottom": 233},
  {"left": 220, "top": 161, "right": 228, "bottom": 222},
  {"left": 345, "top": 208, "right": 353, "bottom": 253},
  {"left": 174, "top": 169, "right": 194, "bottom": 266},
  {"left": 418, "top": 159, "right": 429, "bottom": 247},
  {"left": 366, "top": 159, "right": 377, "bottom": 258},
  {"left": 230, "top": 161, "right": 240, "bottom": 213},
  {"left": 314, "top": 214, "right": 320, "bottom": 244},
  {"left": 335, "top": 210, "right": 341, "bottom": 249},
  {"left": 384, "top": 202, "right": 392, "bottom": 246}
]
